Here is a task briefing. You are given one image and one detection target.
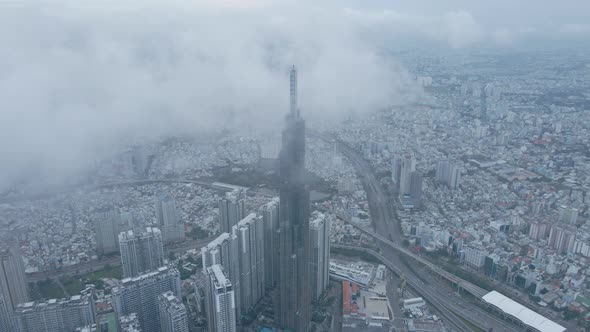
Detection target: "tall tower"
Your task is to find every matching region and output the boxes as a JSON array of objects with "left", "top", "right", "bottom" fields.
[
  {"left": 158, "top": 291, "right": 189, "bottom": 332},
  {"left": 277, "top": 65, "right": 311, "bottom": 332},
  {"left": 205, "top": 265, "right": 237, "bottom": 332},
  {"left": 0, "top": 247, "right": 29, "bottom": 310},
  {"left": 155, "top": 194, "right": 185, "bottom": 243},
  {"left": 290, "top": 65, "right": 298, "bottom": 115},
  {"left": 94, "top": 207, "right": 121, "bottom": 256},
  {"left": 118, "top": 227, "right": 165, "bottom": 278}
]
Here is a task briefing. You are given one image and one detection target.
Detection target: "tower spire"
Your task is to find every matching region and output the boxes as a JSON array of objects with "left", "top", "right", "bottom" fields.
[{"left": 290, "top": 65, "right": 298, "bottom": 116}]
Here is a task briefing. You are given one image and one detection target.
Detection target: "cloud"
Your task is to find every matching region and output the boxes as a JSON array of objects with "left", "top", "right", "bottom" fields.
[{"left": 0, "top": 1, "right": 419, "bottom": 191}]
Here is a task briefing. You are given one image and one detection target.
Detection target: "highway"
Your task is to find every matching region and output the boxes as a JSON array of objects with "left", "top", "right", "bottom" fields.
[
  {"left": 26, "top": 237, "right": 215, "bottom": 282},
  {"left": 334, "top": 137, "right": 522, "bottom": 332}
]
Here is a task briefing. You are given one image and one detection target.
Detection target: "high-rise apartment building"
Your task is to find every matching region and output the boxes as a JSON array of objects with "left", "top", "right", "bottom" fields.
[
  {"left": 410, "top": 171, "right": 423, "bottom": 208},
  {"left": 119, "top": 227, "right": 165, "bottom": 278},
  {"left": 309, "top": 211, "right": 331, "bottom": 300},
  {"left": 436, "top": 160, "right": 462, "bottom": 189},
  {"left": 0, "top": 247, "right": 29, "bottom": 310},
  {"left": 205, "top": 265, "right": 236, "bottom": 332},
  {"left": 0, "top": 293, "right": 12, "bottom": 332},
  {"left": 218, "top": 190, "right": 246, "bottom": 234},
  {"left": 13, "top": 294, "right": 96, "bottom": 332},
  {"left": 529, "top": 221, "right": 549, "bottom": 241},
  {"left": 155, "top": 194, "right": 185, "bottom": 243},
  {"left": 158, "top": 291, "right": 189, "bottom": 332},
  {"left": 201, "top": 233, "right": 241, "bottom": 320},
  {"left": 399, "top": 155, "right": 416, "bottom": 196},
  {"left": 260, "top": 197, "right": 280, "bottom": 289},
  {"left": 232, "top": 213, "right": 265, "bottom": 311},
  {"left": 277, "top": 65, "right": 311, "bottom": 332},
  {"left": 93, "top": 208, "right": 121, "bottom": 256},
  {"left": 391, "top": 155, "right": 402, "bottom": 193},
  {"left": 112, "top": 266, "right": 181, "bottom": 332},
  {"left": 559, "top": 206, "right": 578, "bottom": 225},
  {"left": 548, "top": 224, "right": 576, "bottom": 254}
]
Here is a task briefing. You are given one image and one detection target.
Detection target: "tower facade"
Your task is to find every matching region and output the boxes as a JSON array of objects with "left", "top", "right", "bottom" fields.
[
  {"left": 205, "top": 265, "right": 237, "bottom": 332},
  {"left": 232, "top": 213, "right": 265, "bottom": 312},
  {"left": 13, "top": 294, "right": 96, "bottom": 332},
  {"left": 119, "top": 227, "right": 165, "bottom": 278},
  {"left": 218, "top": 190, "right": 246, "bottom": 234},
  {"left": 0, "top": 247, "right": 29, "bottom": 310},
  {"left": 112, "top": 266, "right": 181, "bottom": 332},
  {"left": 201, "top": 233, "right": 241, "bottom": 320},
  {"left": 260, "top": 197, "right": 280, "bottom": 289},
  {"left": 155, "top": 194, "right": 184, "bottom": 243},
  {"left": 309, "top": 212, "right": 331, "bottom": 301},
  {"left": 277, "top": 65, "right": 311, "bottom": 332},
  {"left": 158, "top": 291, "right": 189, "bottom": 332},
  {"left": 93, "top": 208, "right": 121, "bottom": 256}
]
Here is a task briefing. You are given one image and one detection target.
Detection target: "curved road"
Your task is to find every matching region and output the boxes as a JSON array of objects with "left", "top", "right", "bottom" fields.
[{"left": 334, "top": 136, "right": 521, "bottom": 332}]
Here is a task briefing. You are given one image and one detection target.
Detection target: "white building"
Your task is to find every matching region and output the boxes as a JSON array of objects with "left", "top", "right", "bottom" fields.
[
  {"left": 0, "top": 247, "right": 29, "bottom": 309},
  {"left": 158, "top": 291, "right": 189, "bottom": 332},
  {"left": 119, "top": 227, "right": 165, "bottom": 278},
  {"left": 232, "top": 213, "right": 265, "bottom": 311},
  {"left": 463, "top": 245, "right": 487, "bottom": 269},
  {"left": 13, "top": 294, "right": 96, "bottom": 332},
  {"left": 205, "top": 265, "right": 237, "bottom": 332},
  {"left": 202, "top": 232, "right": 241, "bottom": 319},
  {"left": 218, "top": 190, "right": 246, "bottom": 234},
  {"left": 260, "top": 197, "right": 280, "bottom": 289},
  {"left": 309, "top": 212, "right": 331, "bottom": 300},
  {"left": 112, "top": 266, "right": 181, "bottom": 332}
]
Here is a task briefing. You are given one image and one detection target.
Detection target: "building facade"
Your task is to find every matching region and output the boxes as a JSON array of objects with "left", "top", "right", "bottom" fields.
[
  {"left": 0, "top": 247, "right": 29, "bottom": 310},
  {"left": 232, "top": 213, "right": 265, "bottom": 312},
  {"left": 205, "top": 265, "right": 237, "bottom": 332},
  {"left": 93, "top": 208, "right": 121, "bottom": 256},
  {"left": 158, "top": 291, "right": 189, "bottom": 332},
  {"left": 119, "top": 227, "right": 165, "bottom": 278},
  {"left": 13, "top": 294, "right": 96, "bottom": 332},
  {"left": 112, "top": 266, "right": 181, "bottom": 332},
  {"left": 218, "top": 190, "right": 246, "bottom": 234},
  {"left": 309, "top": 211, "right": 331, "bottom": 300},
  {"left": 260, "top": 197, "right": 280, "bottom": 289},
  {"left": 202, "top": 232, "right": 241, "bottom": 320},
  {"left": 155, "top": 194, "right": 185, "bottom": 243},
  {"left": 277, "top": 65, "right": 311, "bottom": 332}
]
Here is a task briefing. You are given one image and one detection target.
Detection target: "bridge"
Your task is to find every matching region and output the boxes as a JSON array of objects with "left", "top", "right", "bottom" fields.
[{"left": 327, "top": 208, "right": 489, "bottom": 299}]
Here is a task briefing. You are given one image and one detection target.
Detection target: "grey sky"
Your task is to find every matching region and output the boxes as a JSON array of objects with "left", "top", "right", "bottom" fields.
[{"left": 0, "top": 0, "right": 587, "bottom": 191}]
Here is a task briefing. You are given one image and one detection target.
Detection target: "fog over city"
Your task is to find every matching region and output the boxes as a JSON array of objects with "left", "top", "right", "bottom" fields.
[
  {"left": 0, "top": 2, "right": 590, "bottom": 331},
  {"left": 2, "top": 0, "right": 588, "bottom": 191}
]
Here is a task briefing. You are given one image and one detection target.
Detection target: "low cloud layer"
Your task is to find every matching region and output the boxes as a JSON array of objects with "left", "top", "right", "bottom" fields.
[{"left": 0, "top": 0, "right": 587, "bottom": 191}]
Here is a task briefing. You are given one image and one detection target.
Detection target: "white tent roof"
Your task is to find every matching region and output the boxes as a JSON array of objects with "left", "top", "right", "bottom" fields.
[{"left": 482, "top": 291, "right": 566, "bottom": 332}]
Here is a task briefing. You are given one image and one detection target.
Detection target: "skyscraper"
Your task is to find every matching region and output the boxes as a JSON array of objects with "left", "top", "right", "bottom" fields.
[
  {"left": 205, "top": 265, "right": 236, "bottom": 332},
  {"left": 260, "top": 197, "right": 280, "bottom": 289},
  {"left": 201, "top": 233, "right": 241, "bottom": 320},
  {"left": 232, "top": 213, "right": 265, "bottom": 311},
  {"left": 391, "top": 155, "right": 402, "bottom": 193},
  {"left": 158, "top": 291, "right": 189, "bottom": 332},
  {"left": 410, "top": 171, "right": 423, "bottom": 208},
  {"left": 119, "top": 227, "right": 165, "bottom": 278},
  {"left": 277, "top": 65, "right": 311, "bottom": 332},
  {"left": 218, "top": 190, "right": 246, "bottom": 234},
  {"left": 436, "top": 160, "right": 462, "bottom": 190},
  {"left": 13, "top": 293, "right": 96, "bottom": 332},
  {"left": 309, "top": 211, "right": 331, "bottom": 301},
  {"left": 93, "top": 208, "right": 121, "bottom": 256},
  {"left": 559, "top": 206, "right": 578, "bottom": 225},
  {"left": 112, "top": 266, "right": 181, "bottom": 332},
  {"left": 0, "top": 247, "right": 29, "bottom": 310},
  {"left": 399, "top": 155, "right": 415, "bottom": 196},
  {"left": 0, "top": 293, "right": 12, "bottom": 332},
  {"left": 155, "top": 194, "right": 185, "bottom": 243}
]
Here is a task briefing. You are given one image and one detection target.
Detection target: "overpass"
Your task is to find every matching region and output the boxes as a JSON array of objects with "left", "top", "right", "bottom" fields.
[{"left": 326, "top": 208, "right": 488, "bottom": 298}]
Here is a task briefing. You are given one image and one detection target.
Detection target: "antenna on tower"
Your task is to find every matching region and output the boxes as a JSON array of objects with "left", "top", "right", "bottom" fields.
[{"left": 290, "top": 65, "right": 298, "bottom": 116}]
